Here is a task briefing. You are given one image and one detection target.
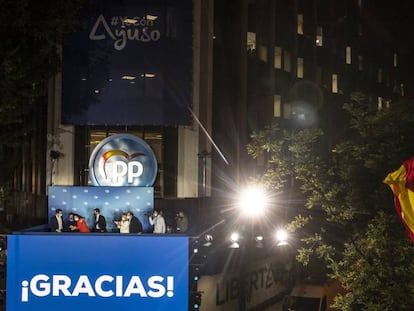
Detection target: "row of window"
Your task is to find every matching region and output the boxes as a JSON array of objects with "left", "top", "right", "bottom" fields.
[
  {"left": 248, "top": 33, "right": 400, "bottom": 95},
  {"left": 297, "top": 13, "right": 361, "bottom": 46},
  {"left": 273, "top": 94, "right": 393, "bottom": 120},
  {"left": 249, "top": 35, "right": 398, "bottom": 71},
  {"left": 297, "top": 15, "right": 325, "bottom": 46}
]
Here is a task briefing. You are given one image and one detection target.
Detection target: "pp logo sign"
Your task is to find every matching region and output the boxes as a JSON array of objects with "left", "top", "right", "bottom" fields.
[{"left": 89, "top": 134, "right": 157, "bottom": 187}]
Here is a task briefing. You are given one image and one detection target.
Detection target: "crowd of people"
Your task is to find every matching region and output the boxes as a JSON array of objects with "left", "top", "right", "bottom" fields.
[{"left": 49, "top": 208, "right": 188, "bottom": 234}]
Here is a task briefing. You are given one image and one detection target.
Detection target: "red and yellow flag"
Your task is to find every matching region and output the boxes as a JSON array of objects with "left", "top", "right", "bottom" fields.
[{"left": 384, "top": 156, "right": 414, "bottom": 242}]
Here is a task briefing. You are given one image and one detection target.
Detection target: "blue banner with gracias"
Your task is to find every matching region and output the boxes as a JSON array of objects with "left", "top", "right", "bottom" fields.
[
  {"left": 62, "top": 0, "right": 193, "bottom": 126},
  {"left": 7, "top": 235, "right": 189, "bottom": 310}
]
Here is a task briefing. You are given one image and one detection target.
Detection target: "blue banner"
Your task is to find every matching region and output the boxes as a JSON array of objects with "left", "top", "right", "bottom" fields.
[
  {"left": 6, "top": 234, "right": 189, "bottom": 310},
  {"left": 62, "top": 0, "right": 193, "bottom": 125}
]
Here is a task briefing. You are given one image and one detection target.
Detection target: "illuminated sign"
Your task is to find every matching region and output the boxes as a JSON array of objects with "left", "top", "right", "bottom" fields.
[
  {"left": 20, "top": 274, "right": 174, "bottom": 302},
  {"left": 62, "top": 0, "right": 193, "bottom": 126},
  {"left": 7, "top": 234, "right": 189, "bottom": 310},
  {"left": 89, "top": 134, "right": 157, "bottom": 187}
]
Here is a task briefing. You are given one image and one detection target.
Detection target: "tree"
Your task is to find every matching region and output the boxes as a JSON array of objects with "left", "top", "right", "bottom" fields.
[
  {"left": 247, "top": 93, "right": 414, "bottom": 310},
  {"left": 0, "top": 0, "right": 85, "bottom": 184}
]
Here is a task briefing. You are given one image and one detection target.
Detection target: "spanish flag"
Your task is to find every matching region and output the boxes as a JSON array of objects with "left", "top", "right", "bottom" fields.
[{"left": 384, "top": 156, "right": 414, "bottom": 242}]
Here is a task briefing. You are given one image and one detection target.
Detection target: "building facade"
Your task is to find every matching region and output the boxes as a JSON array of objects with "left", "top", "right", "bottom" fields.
[{"left": 6, "top": 0, "right": 407, "bottom": 231}]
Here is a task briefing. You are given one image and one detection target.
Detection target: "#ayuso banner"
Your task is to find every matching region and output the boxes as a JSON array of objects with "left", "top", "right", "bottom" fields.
[
  {"left": 7, "top": 234, "right": 189, "bottom": 310},
  {"left": 62, "top": 0, "right": 193, "bottom": 126}
]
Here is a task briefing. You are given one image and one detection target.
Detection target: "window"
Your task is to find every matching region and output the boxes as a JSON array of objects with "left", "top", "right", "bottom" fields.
[
  {"left": 284, "top": 50, "right": 291, "bottom": 72},
  {"left": 273, "top": 95, "right": 281, "bottom": 117},
  {"left": 247, "top": 32, "right": 256, "bottom": 52},
  {"left": 274, "top": 46, "right": 282, "bottom": 69},
  {"left": 386, "top": 99, "right": 391, "bottom": 108},
  {"left": 258, "top": 44, "right": 268, "bottom": 62},
  {"left": 378, "top": 68, "right": 382, "bottom": 83},
  {"left": 316, "top": 26, "right": 323, "bottom": 46},
  {"left": 297, "top": 58, "right": 304, "bottom": 78},
  {"left": 393, "top": 53, "right": 398, "bottom": 67},
  {"left": 358, "top": 55, "right": 363, "bottom": 71},
  {"left": 358, "top": 0, "right": 362, "bottom": 8},
  {"left": 346, "top": 46, "right": 352, "bottom": 64},
  {"left": 332, "top": 74, "right": 338, "bottom": 93},
  {"left": 378, "top": 97, "right": 383, "bottom": 110},
  {"left": 297, "top": 14, "right": 304, "bottom": 35}
]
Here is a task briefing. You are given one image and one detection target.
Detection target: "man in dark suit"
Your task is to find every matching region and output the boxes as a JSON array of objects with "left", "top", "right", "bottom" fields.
[
  {"left": 92, "top": 208, "right": 107, "bottom": 232},
  {"left": 127, "top": 211, "right": 143, "bottom": 234},
  {"left": 50, "top": 209, "right": 63, "bottom": 232}
]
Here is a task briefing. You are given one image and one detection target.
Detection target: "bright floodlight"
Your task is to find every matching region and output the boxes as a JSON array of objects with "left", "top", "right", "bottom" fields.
[
  {"left": 229, "top": 232, "right": 240, "bottom": 249},
  {"left": 275, "top": 229, "right": 288, "bottom": 246},
  {"left": 203, "top": 234, "right": 213, "bottom": 247},
  {"left": 238, "top": 186, "right": 268, "bottom": 216},
  {"left": 255, "top": 235, "right": 264, "bottom": 241},
  {"left": 230, "top": 232, "right": 239, "bottom": 242}
]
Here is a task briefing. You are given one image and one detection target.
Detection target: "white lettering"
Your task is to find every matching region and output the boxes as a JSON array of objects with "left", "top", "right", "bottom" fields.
[
  {"left": 89, "top": 15, "right": 161, "bottom": 51},
  {"left": 21, "top": 274, "right": 174, "bottom": 302},
  {"left": 102, "top": 160, "right": 144, "bottom": 185},
  {"left": 113, "top": 161, "right": 128, "bottom": 184},
  {"left": 128, "top": 162, "right": 144, "bottom": 183},
  {"left": 116, "top": 275, "right": 123, "bottom": 297},
  {"left": 114, "top": 29, "right": 127, "bottom": 51},
  {"left": 147, "top": 276, "right": 165, "bottom": 298},
  {"left": 72, "top": 275, "right": 95, "bottom": 296},
  {"left": 151, "top": 30, "right": 161, "bottom": 41},
  {"left": 52, "top": 275, "right": 71, "bottom": 296},
  {"left": 95, "top": 275, "right": 114, "bottom": 297},
  {"left": 124, "top": 276, "right": 147, "bottom": 297},
  {"left": 21, "top": 280, "right": 29, "bottom": 303},
  {"left": 89, "top": 15, "right": 116, "bottom": 41},
  {"left": 140, "top": 27, "right": 151, "bottom": 42},
  {"left": 127, "top": 28, "right": 139, "bottom": 41},
  {"left": 30, "top": 274, "right": 50, "bottom": 297}
]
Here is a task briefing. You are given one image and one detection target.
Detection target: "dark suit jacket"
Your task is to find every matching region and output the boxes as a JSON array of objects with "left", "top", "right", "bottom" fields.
[
  {"left": 129, "top": 216, "right": 143, "bottom": 233},
  {"left": 93, "top": 214, "right": 107, "bottom": 232},
  {"left": 50, "top": 216, "right": 61, "bottom": 232}
]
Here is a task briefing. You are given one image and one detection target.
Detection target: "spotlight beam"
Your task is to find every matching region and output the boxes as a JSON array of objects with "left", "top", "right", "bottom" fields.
[{"left": 188, "top": 107, "right": 229, "bottom": 165}]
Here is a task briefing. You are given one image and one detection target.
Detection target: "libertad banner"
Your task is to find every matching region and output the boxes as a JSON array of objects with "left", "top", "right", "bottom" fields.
[{"left": 62, "top": 0, "right": 193, "bottom": 126}]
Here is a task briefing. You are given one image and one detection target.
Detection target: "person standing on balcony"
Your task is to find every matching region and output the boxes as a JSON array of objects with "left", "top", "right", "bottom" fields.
[
  {"left": 50, "top": 209, "right": 63, "bottom": 232},
  {"left": 149, "top": 209, "right": 166, "bottom": 234},
  {"left": 92, "top": 208, "right": 107, "bottom": 233}
]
